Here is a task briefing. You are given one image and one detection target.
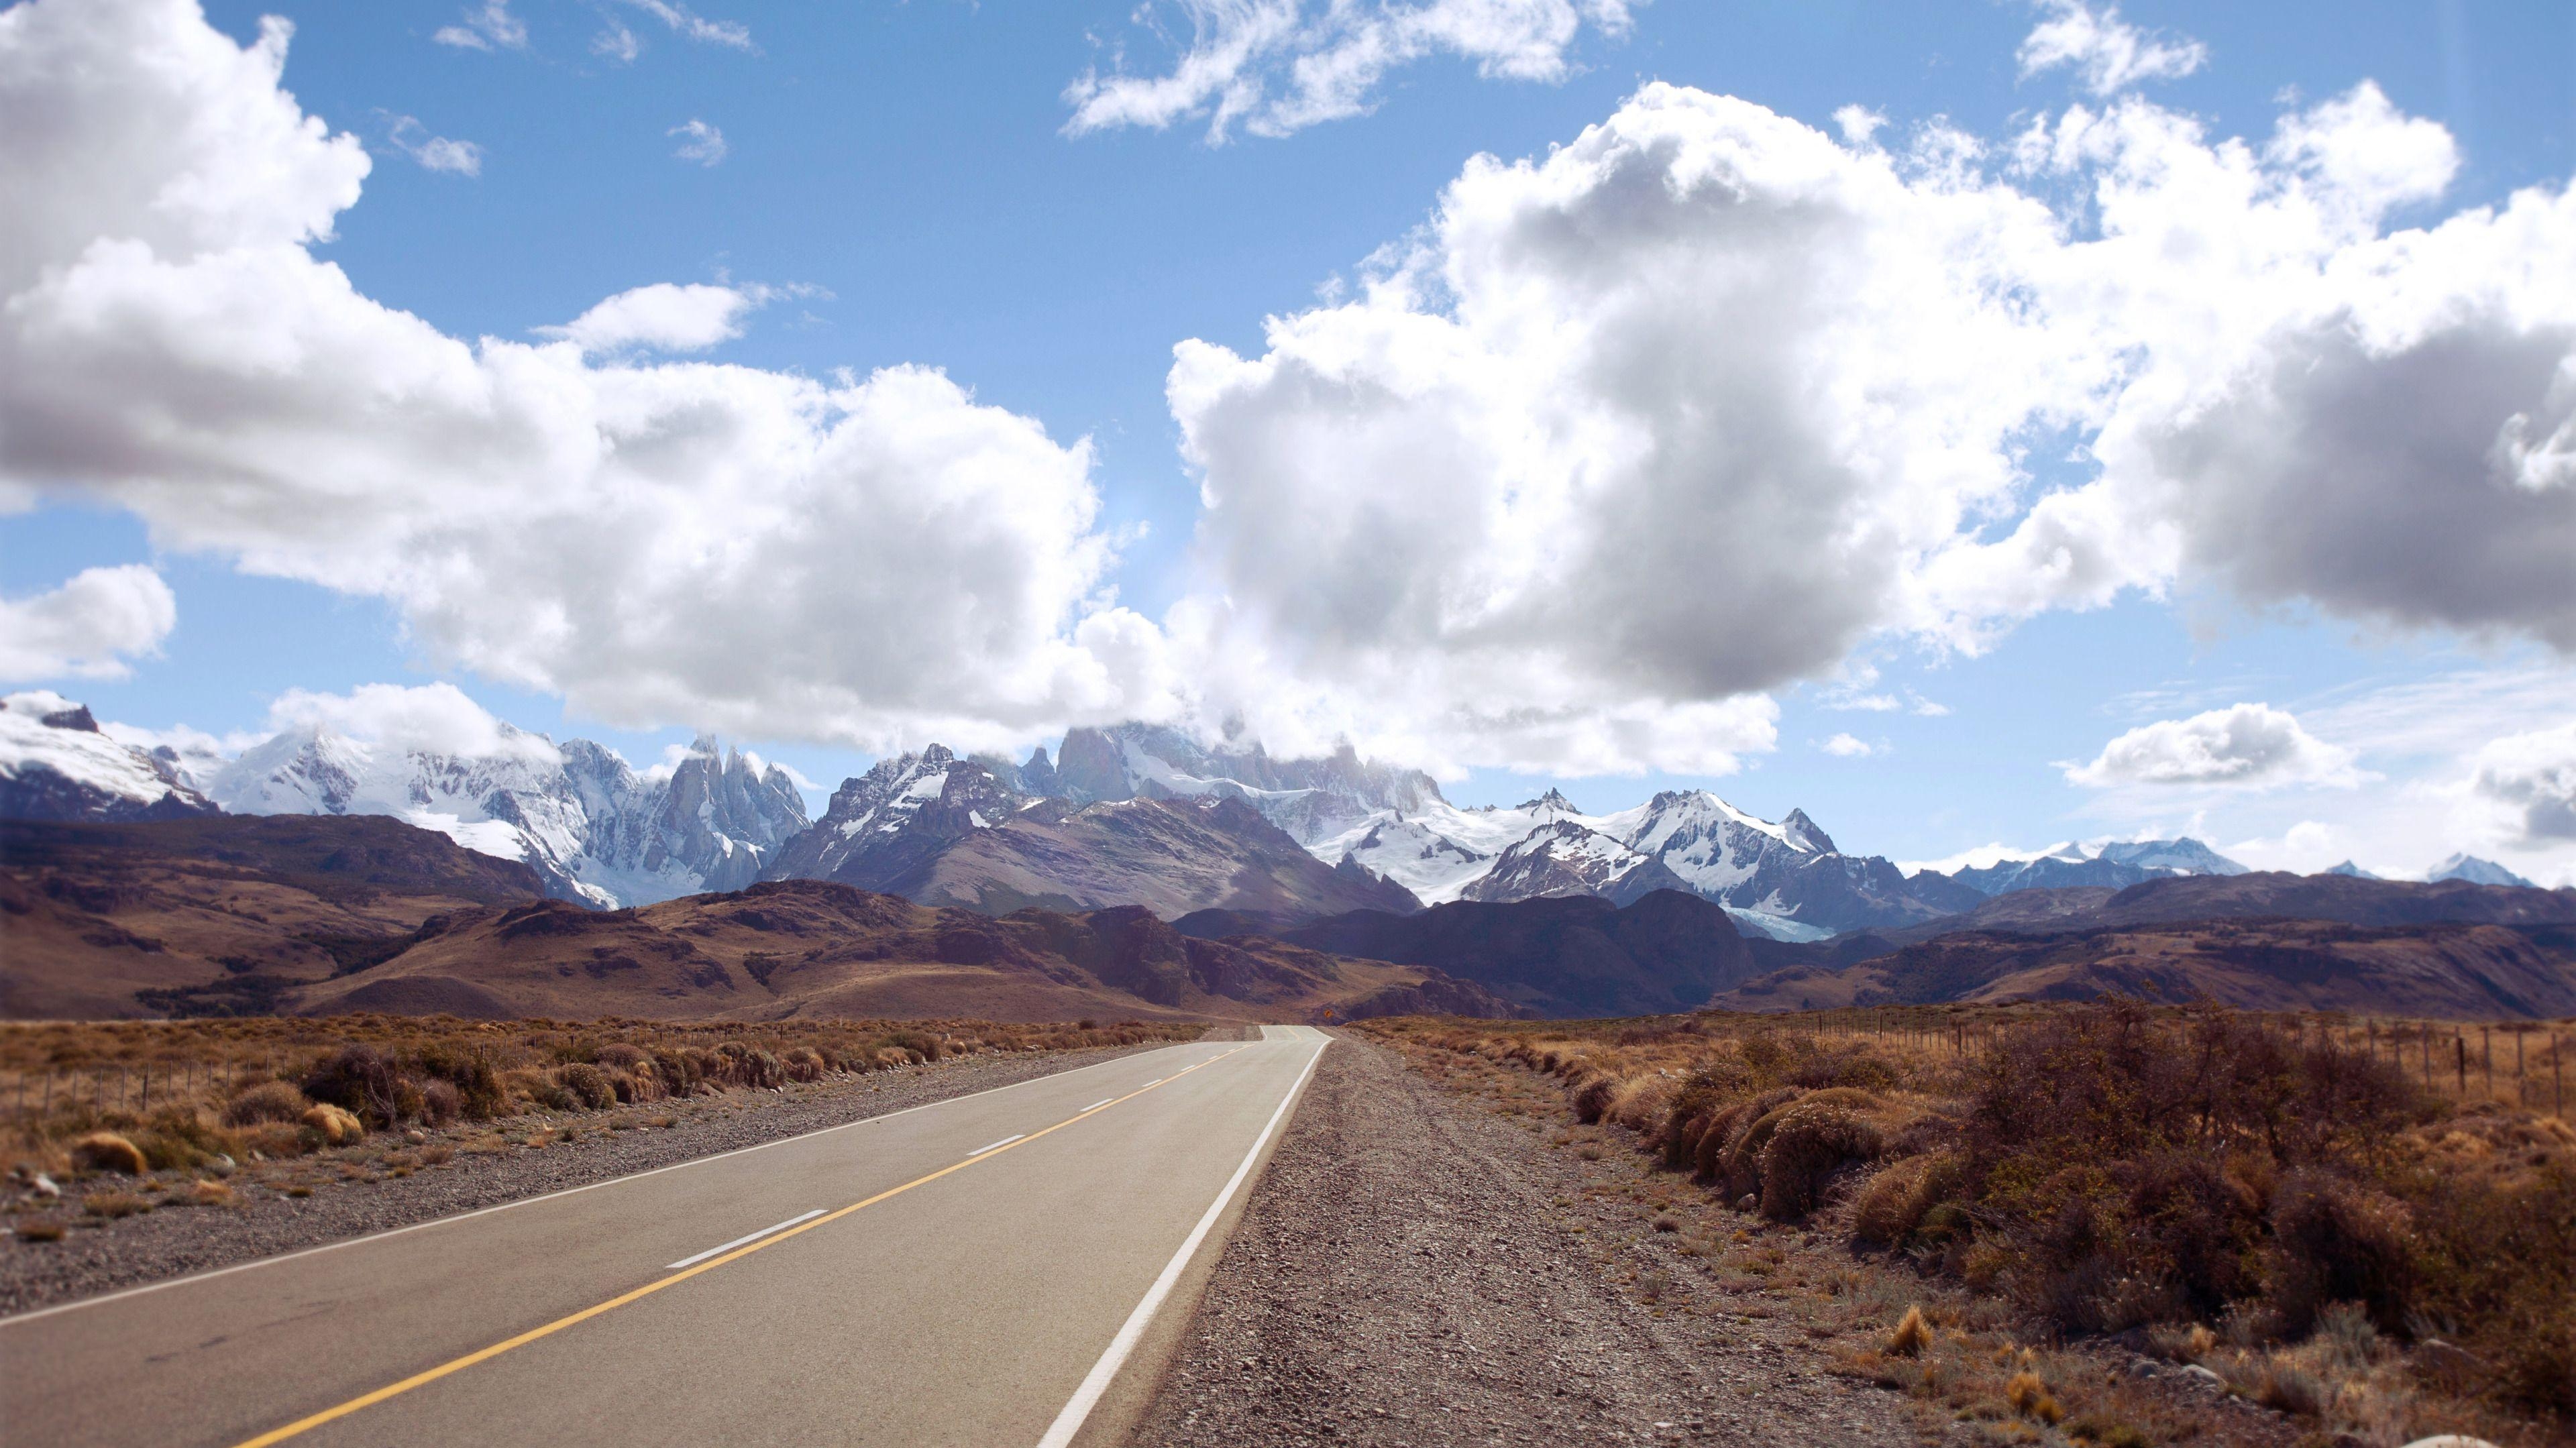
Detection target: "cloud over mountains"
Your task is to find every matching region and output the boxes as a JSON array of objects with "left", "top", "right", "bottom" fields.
[{"left": 1, "top": 0, "right": 2571, "bottom": 785}]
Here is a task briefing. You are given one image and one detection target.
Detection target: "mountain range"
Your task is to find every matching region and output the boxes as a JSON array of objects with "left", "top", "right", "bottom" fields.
[
  {"left": 0, "top": 693, "right": 2549, "bottom": 937},
  {"left": 0, "top": 814, "right": 1517, "bottom": 1024}
]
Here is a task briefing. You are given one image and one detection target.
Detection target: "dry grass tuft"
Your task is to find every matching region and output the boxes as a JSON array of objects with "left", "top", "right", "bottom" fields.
[
  {"left": 13, "top": 1218, "right": 64, "bottom": 1243},
  {"left": 1888, "top": 1304, "right": 1932, "bottom": 1357},
  {"left": 68, "top": 1132, "right": 146, "bottom": 1175},
  {"left": 82, "top": 1190, "right": 148, "bottom": 1219}
]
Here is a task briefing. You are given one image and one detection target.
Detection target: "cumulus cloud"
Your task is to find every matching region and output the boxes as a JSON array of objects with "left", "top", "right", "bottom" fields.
[
  {"left": 433, "top": 0, "right": 524, "bottom": 52},
  {"left": 0, "top": 0, "right": 1169, "bottom": 755},
  {"left": 2065, "top": 703, "right": 2362, "bottom": 789},
  {"left": 1820, "top": 732, "right": 1877, "bottom": 758},
  {"left": 384, "top": 114, "right": 482, "bottom": 176},
  {"left": 2017, "top": 0, "right": 2205, "bottom": 96},
  {"left": 1064, "top": 0, "right": 1633, "bottom": 142},
  {"left": 1169, "top": 58, "right": 2576, "bottom": 772},
  {"left": 539, "top": 282, "right": 769, "bottom": 353},
  {"left": 668, "top": 117, "right": 727, "bottom": 165},
  {"left": 0, "top": 565, "right": 177, "bottom": 681},
  {"left": 2470, "top": 720, "right": 2576, "bottom": 844}
]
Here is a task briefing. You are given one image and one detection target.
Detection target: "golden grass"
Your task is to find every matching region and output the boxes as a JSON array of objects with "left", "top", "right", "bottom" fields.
[{"left": 1364, "top": 1001, "right": 2576, "bottom": 1438}]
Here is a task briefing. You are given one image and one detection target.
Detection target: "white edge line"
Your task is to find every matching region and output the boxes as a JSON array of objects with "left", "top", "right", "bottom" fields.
[
  {"left": 1034, "top": 1033, "right": 1328, "bottom": 1448},
  {"left": 0, "top": 1038, "right": 1227, "bottom": 1327},
  {"left": 1083, "top": 1099, "right": 1114, "bottom": 1111},
  {"left": 665, "top": 1209, "right": 825, "bottom": 1270},
  {"left": 967, "top": 1133, "right": 1026, "bottom": 1158}
]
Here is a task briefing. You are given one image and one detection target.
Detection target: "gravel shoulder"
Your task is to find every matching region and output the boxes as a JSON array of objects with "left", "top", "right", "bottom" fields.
[
  {"left": 1128, "top": 1031, "right": 1928, "bottom": 1447},
  {"left": 0, "top": 1036, "right": 1190, "bottom": 1317}
]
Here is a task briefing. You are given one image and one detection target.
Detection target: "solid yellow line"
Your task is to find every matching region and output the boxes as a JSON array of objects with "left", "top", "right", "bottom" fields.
[{"left": 229, "top": 1043, "right": 1254, "bottom": 1448}]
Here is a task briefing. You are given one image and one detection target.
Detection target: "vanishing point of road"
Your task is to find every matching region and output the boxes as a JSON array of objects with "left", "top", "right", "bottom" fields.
[{"left": 1, "top": 1025, "right": 1332, "bottom": 1447}]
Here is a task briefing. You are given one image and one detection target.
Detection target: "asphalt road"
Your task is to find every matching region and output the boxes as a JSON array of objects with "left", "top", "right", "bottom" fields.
[{"left": 0, "top": 1025, "right": 1330, "bottom": 1448}]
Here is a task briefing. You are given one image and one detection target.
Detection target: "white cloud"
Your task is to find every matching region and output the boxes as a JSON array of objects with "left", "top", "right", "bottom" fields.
[
  {"left": 1820, "top": 732, "right": 1877, "bottom": 758},
  {"left": 592, "top": 21, "right": 641, "bottom": 62},
  {"left": 668, "top": 117, "right": 727, "bottom": 166},
  {"left": 0, "top": 565, "right": 176, "bottom": 681},
  {"left": 433, "top": 0, "right": 525, "bottom": 52},
  {"left": 2017, "top": 0, "right": 2206, "bottom": 97},
  {"left": 1064, "top": 0, "right": 1633, "bottom": 142},
  {"left": 2469, "top": 720, "right": 2576, "bottom": 844},
  {"left": 0, "top": 0, "right": 1172, "bottom": 756},
  {"left": 2065, "top": 703, "right": 2362, "bottom": 789},
  {"left": 385, "top": 115, "right": 482, "bottom": 176},
  {"left": 262, "top": 682, "right": 559, "bottom": 763},
  {"left": 614, "top": 0, "right": 752, "bottom": 51},
  {"left": 1169, "top": 70, "right": 2576, "bottom": 775},
  {"left": 539, "top": 282, "right": 766, "bottom": 353}
]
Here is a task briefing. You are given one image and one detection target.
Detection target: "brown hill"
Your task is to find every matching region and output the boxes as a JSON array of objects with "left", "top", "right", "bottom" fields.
[
  {"left": 1243, "top": 889, "right": 1760, "bottom": 1018},
  {"left": 290, "top": 879, "right": 1517, "bottom": 1023},
  {"left": 1711, "top": 918, "right": 2576, "bottom": 1019},
  {"left": 0, "top": 815, "right": 548, "bottom": 1019}
]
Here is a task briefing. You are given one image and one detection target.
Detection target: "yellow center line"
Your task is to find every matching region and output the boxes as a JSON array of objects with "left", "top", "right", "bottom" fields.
[{"left": 229, "top": 1042, "right": 1258, "bottom": 1448}]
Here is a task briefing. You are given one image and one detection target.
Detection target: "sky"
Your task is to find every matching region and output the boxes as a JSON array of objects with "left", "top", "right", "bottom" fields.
[{"left": 3, "top": 0, "right": 2575, "bottom": 885}]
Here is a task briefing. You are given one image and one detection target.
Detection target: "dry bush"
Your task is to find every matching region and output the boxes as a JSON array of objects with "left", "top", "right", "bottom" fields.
[
  {"left": 555, "top": 1062, "right": 616, "bottom": 1111},
  {"left": 1758, "top": 1099, "right": 1882, "bottom": 1220},
  {"left": 1887, "top": 1305, "right": 1931, "bottom": 1356},
  {"left": 299, "top": 1104, "right": 363, "bottom": 1146},
  {"left": 69, "top": 1131, "right": 144, "bottom": 1175},
  {"left": 1362, "top": 1000, "right": 2576, "bottom": 1433},
  {"left": 223, "top": 1080, "right": 310, "bottom": 1127}
]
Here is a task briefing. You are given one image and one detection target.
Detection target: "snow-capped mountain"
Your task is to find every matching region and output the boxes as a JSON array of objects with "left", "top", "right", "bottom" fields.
[
  {"left": 1459, "top": 821, "right": 1695, "bottom": 907},
  {"left": 1946, "top": 838, "right": 2249, "bottom": 897},
  {"left": 763, "top": 744, "right": 1029, "bottom": 892},
  {"left": 2322, "top": 860, "right": 2381, "bottom": 879},
  {"left": 0, "top": 691, "right": 217, "bottom": 822},
  {"left": 2428, "top": 853, "right": 2536, "bottom": 888},
  {"left": 765, "top": 743, "right": 1419, "bottom": 920},
  {"left": 204, "top": 724, "right": 805, "bottom": 908}
]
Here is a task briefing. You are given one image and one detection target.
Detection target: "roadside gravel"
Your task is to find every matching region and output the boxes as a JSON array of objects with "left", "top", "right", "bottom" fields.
[
  {"left": 0, "top": 1036, "right": 1189, "bottom": 1317},
  {"left": 1130, "top": 1032, "right": 1925, "bottom": 1447}
]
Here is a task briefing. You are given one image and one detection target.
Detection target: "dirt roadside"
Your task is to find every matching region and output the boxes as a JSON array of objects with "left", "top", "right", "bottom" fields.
[
  {"left": 0, "top": 1036, "right": 1190, "bottom": 1316},
  {"left": 1129, "top": 1031, "right": 1928, "bottom": 1447}
]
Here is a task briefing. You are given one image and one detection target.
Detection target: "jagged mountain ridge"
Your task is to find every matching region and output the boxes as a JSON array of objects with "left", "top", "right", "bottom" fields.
[
  {"left": 0, "top": 692, "right": 218, "bottom": 823},
  {"left": 1, "top": 699, "right": 2371, "bottom": 932},
  {"left": 131, "top": 714, "right": 809, "bottom": 909},
  {"left": 764, "top": 744, "right": 1421, "bottom": 922}
]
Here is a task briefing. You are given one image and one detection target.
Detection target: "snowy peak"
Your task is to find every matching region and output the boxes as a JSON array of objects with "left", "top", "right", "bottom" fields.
[
  {"left": 2322, "top": 860, "right": 2381, "bottom": 879},
  {"left": 1462, "top": 820, "right": 1690, "bottom": 907},
  {"left": 2428, "top": 853, "right": 2535, "bottom": 888},
  {"left": 766, "top": 745, "right": 1026, "bottom": 891},
  {"left": 1778, "top": 807, "right": 1835, "bottom": 856},
  {"left": 2097, "top": 837, "right": 2248, "bottom": 877},
  {"left": 0, "top": 691, "right": 217, "bottom": 823},
  {"left": 1947, "top": 838, "right": 2249, "bottom": 897}
]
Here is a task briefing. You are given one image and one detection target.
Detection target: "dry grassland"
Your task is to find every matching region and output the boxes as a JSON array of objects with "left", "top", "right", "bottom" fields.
[{"left": 1365, "top": 1003, "right": 2576, "bottom": 1447}]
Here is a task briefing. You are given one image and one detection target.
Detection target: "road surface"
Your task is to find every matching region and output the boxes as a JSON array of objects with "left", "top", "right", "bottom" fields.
[{"left": 0, "top": 1025, "right": 1330, "bottom": 1447}]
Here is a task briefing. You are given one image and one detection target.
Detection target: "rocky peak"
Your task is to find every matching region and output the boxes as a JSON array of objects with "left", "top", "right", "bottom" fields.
[{"left": 1778, "top": 807, "right": 1835, "bottom": 855}]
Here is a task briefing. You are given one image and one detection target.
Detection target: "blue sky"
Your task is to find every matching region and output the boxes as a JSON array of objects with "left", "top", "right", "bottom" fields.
[{"left": 5, "top": 0, "right": 2575, "bottom": 883}]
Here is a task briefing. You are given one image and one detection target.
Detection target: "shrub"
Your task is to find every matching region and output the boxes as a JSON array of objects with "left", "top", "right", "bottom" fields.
[
  {"left": 1570, "top": 1074, "right": 1619, "bottom": 1125},
  {"left": 300, "top": 1103, "right": 364, "bottom": 1146},
  {"left": 782, "top": 1047, "right": 827, "bottom": 1083},
  {"left": 303, "top": 1046, "right": 402, "bottom": 1127},
  {"left": 70, "top": 1132, "right": 146, "bottom": 1175},
  {"left": 2269, "top": 1173, "right": 2416, "bottom": 1338},
  {"left": 83, "top": 1190, "right": 148, "bottom": 1219},
  {"left": 1855, "top": 1153, "right": 1962, "bottom": 1247},
  {"left": 556, "top": 1063, "right": 616, "bottom": 1111},
  {"left": 1758, "top": 1101, "right": 1881, "bottom": 1220},
  {"left": 1887, "top": 1305, "right": 1931, "bottom": 1356},
  {"left": 223, "top": 1079, "right": 311, "bottom": 1127},
  {"left": 419, "top": 1078, "right": 462, "bottom": 1125}
]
